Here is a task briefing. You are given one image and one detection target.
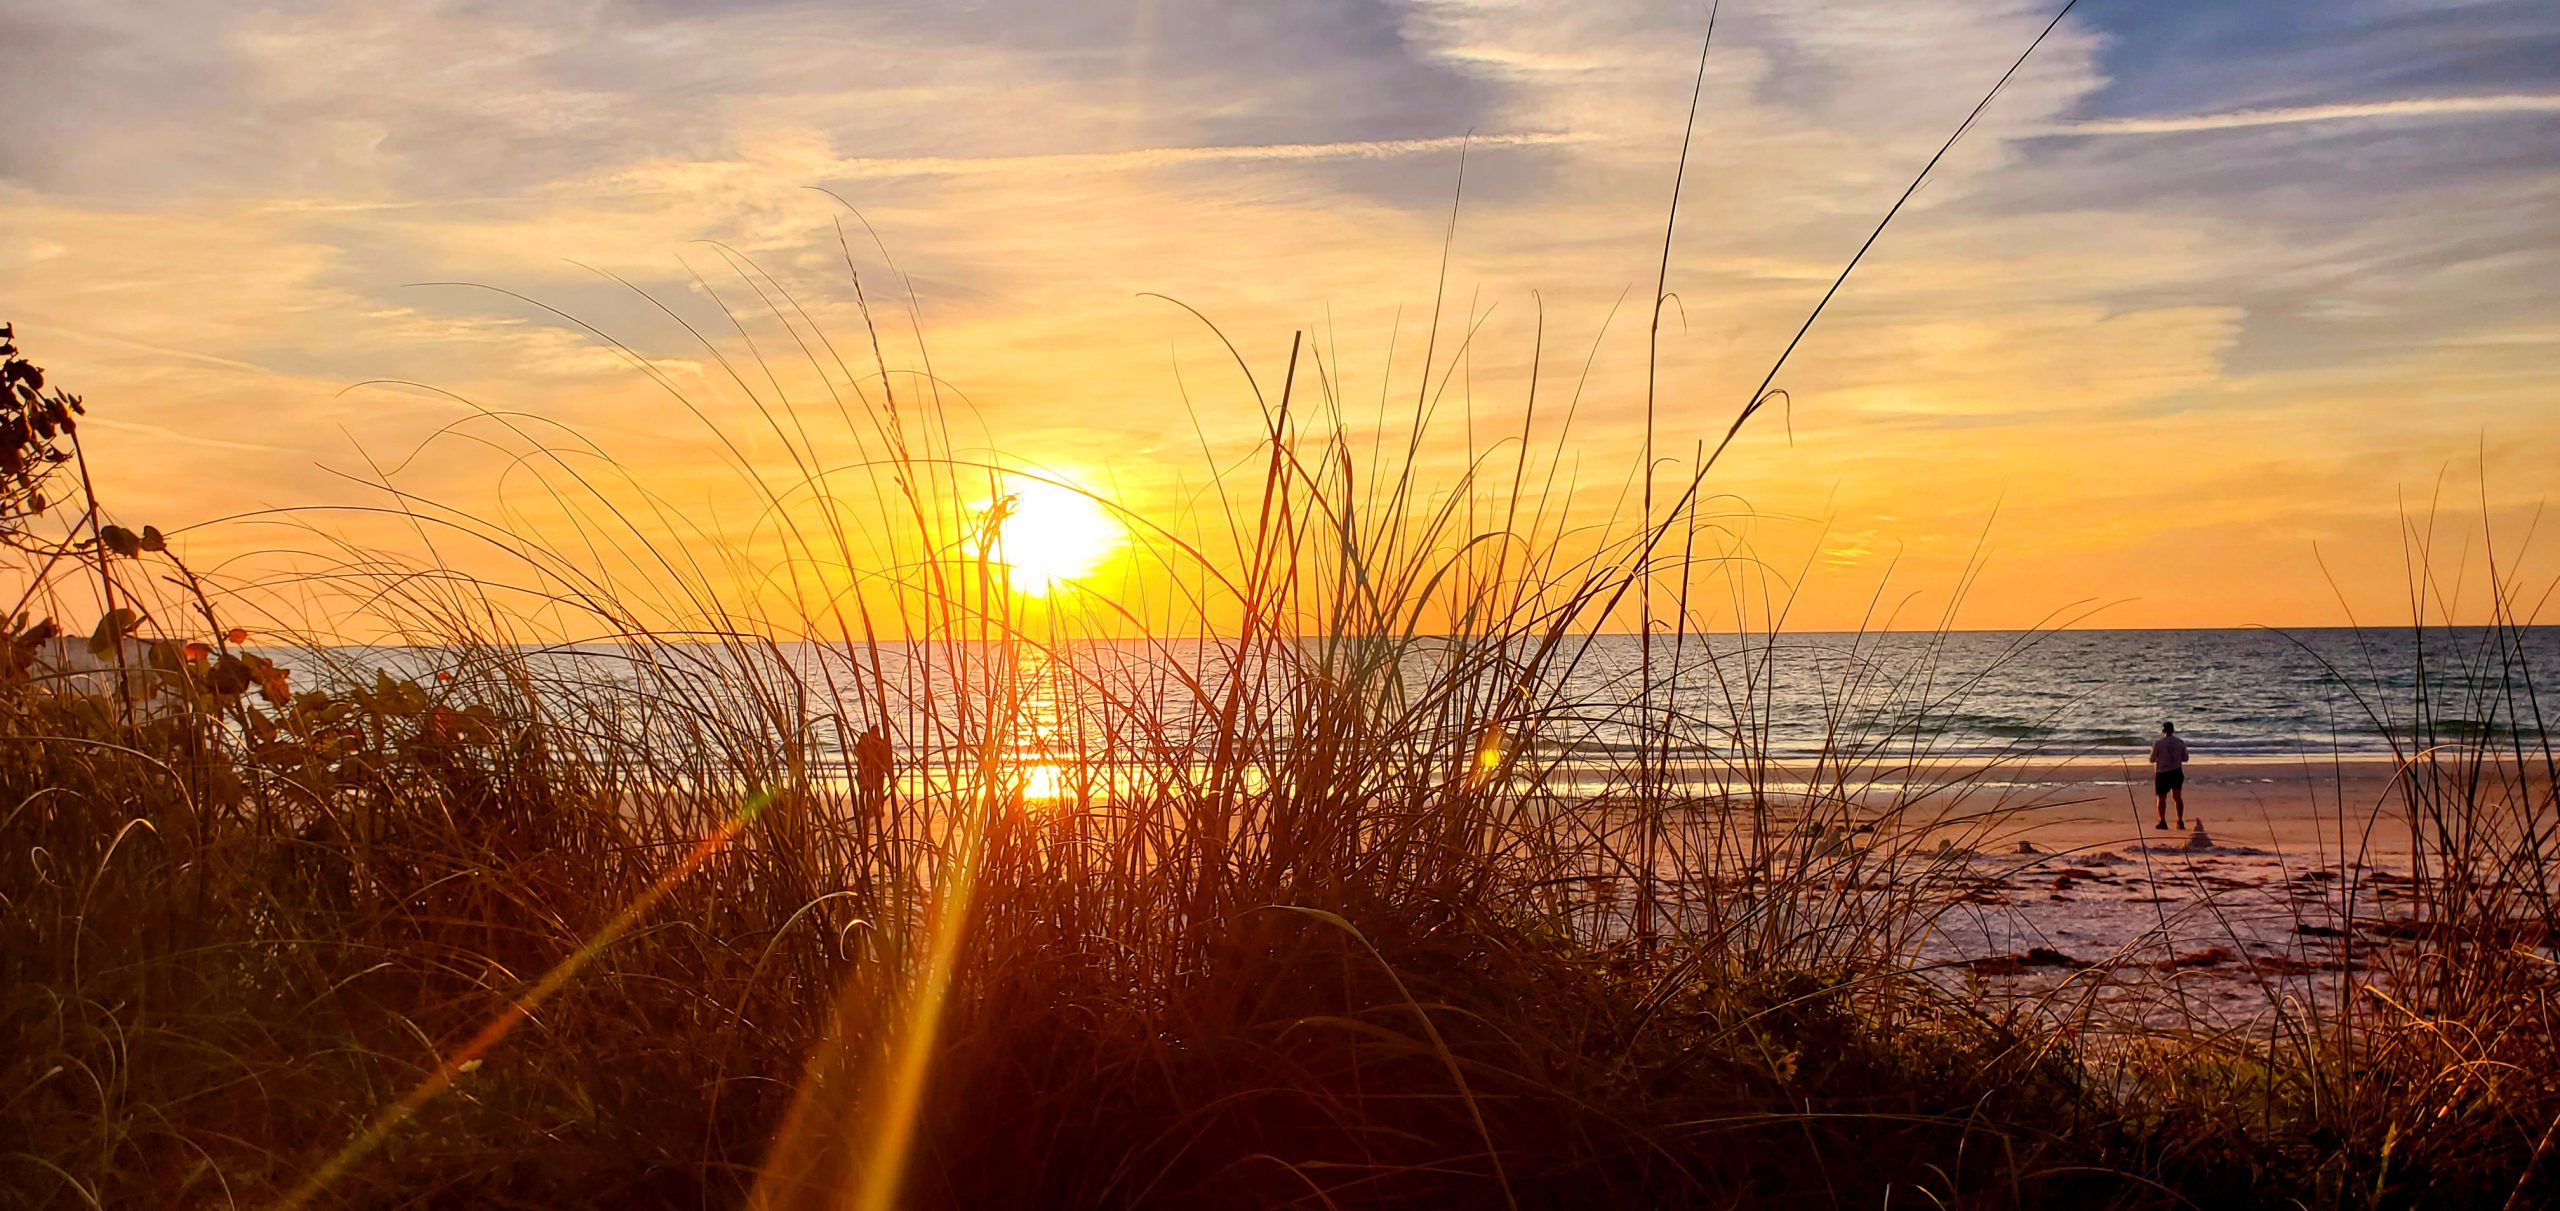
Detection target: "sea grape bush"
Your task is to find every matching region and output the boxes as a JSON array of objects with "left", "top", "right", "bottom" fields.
[{"left": 1, "top": 322, "right": 85, "bottom": 531}]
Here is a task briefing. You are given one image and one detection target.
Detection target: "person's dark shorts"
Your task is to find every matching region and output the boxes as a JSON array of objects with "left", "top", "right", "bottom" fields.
[{"left": 2155, "top": 768, "right": 2185, "bottom": 795}]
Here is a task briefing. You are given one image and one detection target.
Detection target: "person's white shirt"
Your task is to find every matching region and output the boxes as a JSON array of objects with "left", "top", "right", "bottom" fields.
[{"left": 2150, "top": 733, "right": 2189, "bottom": 770}]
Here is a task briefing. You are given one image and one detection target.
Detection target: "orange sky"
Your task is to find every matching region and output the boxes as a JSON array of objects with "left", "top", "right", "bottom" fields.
[{"left": 4, "top": 1, "right": 2556, "bottom": 635}]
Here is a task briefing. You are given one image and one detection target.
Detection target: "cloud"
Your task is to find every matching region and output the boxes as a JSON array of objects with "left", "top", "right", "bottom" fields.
[
  {"left": 826, "top": 131, "right": 1593, "bottom": 180},
  {"left": 2052, "top": 91, "right": 2560, "bottom": 135}
]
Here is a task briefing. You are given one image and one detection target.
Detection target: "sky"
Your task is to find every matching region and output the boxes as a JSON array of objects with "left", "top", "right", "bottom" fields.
[{"left": 3, "top": 0, "right": 2557, "bottom": 634}]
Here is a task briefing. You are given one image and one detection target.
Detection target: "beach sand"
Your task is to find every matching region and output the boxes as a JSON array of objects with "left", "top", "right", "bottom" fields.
[{"left": 1891, "top": 755, "right": 2550, "bottom": 1029}]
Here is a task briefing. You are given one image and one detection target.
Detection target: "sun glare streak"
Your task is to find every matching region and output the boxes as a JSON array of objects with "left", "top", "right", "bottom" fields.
[
  {"left": 842, "top": 782, "right": 1003, "bottom": 1211},
  {"left": 755, "top": 713, "right": 1031, "bottom": 1211},
  {"left": 277, "top": 792, "right": 773, "bottom": 1210}
]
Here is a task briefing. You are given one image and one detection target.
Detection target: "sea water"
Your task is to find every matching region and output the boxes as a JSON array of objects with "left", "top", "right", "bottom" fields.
[{"left": 312, "top": 626, "right": 2559, "bottom": 769}]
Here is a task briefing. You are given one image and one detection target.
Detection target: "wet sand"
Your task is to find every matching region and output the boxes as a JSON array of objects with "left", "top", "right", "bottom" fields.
[{"left": 1905, "top": 754, "right": 2435, "bottom": 856}]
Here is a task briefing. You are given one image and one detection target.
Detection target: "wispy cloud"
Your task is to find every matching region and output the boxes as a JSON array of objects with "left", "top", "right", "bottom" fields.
[
  {"left": 2053, "top": 92, "right": 2560, "bottom": 136},
  {"left": 827, "top": 131, "right": 1592, "bottom": 180}
]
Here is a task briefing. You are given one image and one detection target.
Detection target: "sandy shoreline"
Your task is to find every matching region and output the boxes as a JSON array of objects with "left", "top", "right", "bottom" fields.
[
  {"left": 1914, "top": 755, "right": 2428, "bottom": 852},
  {"left": 1638, "top": 753, "right": 2528, "bottom": 853},
  {"left": 1885, "top": 755, "right": 2551, "bottom": 1027},
  {"left": 1531, "top": 755, "right": 2546, "bottom": 1027}
]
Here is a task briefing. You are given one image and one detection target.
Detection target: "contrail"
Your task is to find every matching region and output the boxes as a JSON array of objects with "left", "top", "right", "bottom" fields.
[
  {"left": 2053, "top": 92, "right": 2560, "bottom": 135},
  {"left": 829, "top": 130, "right": 1590, "bottom": 178}
]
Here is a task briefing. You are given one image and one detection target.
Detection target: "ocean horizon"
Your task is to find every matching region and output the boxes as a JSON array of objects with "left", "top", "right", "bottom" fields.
[{"left": 277, "top": 625, "right": 2559, "bottom": 764}]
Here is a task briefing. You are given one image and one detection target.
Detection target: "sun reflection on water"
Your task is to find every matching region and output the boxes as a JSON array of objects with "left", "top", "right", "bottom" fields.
[{"left": 1016, "top": 761, "right": 1072, "bottom": 804}]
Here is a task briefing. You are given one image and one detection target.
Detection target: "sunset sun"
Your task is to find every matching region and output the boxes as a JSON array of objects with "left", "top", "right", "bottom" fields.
[{"left": 985, "top": 477, "right": 1123, "bottom": 593}]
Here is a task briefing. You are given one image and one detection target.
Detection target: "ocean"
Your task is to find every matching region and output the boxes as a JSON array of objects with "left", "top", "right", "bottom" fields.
[
  {"left": 349, "top": 625, "right": 2560, "bottom": 770},
  {"left": 1541, "top": 626, "right": 2560, "bottom": 761}
]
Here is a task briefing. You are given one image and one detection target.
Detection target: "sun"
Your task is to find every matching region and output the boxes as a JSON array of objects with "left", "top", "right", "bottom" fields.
[{"left": 984, "top": 477, "right": 1123, "bottom": 593}]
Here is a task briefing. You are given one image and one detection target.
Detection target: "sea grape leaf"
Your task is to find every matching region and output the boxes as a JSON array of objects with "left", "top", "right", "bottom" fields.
[
  {"left": 253, "top": 660, "right": 291, "bottom": 707},
  {"left": 207, "top": 654, "right": 252, "bottom": 697},
  {"left": 87, "top": 608, "right": 139, "bottom": 658}
]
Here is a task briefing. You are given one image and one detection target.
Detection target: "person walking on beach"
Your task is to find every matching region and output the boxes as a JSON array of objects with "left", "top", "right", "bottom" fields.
[
  {"left": 2150, "top": 721, "right": 2189, "bottom": 830},
  {"left": 856, "top": 723, "right": 895, "bottom": 817}
]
